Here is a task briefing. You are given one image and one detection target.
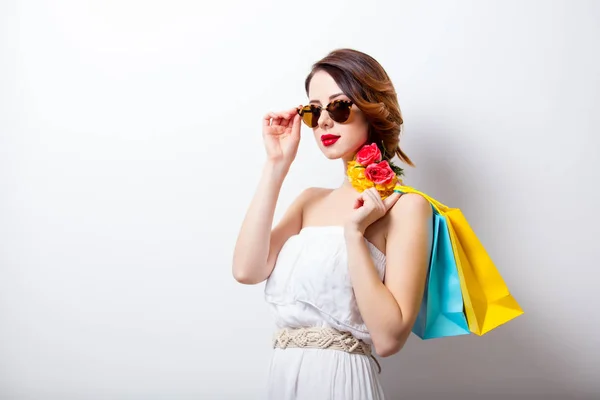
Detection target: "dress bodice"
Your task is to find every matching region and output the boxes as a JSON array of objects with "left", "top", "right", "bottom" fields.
[{"left": 264, "top": 225, "right": 387, "bottom": 344}]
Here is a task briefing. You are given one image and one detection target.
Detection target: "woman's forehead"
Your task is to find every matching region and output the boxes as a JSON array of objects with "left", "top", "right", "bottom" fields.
[{"left": 308, "top": 71, "right": 345, "bottom": 102}]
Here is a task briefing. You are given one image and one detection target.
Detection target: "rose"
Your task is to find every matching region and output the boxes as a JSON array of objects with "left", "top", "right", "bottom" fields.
[
  {"left": 365, "top": 160, "right": 396, "bottom": 185},
  {"left": 355, "top": 143, "right": 382, "bottom": 166},
  {"left": 347, "top": 143, "right": 401, "bottom": 200}
]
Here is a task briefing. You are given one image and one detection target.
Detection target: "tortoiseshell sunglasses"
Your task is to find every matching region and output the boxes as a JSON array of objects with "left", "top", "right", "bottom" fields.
[{"left": 296, "top": 99, "right": 354, "bottom": 128}]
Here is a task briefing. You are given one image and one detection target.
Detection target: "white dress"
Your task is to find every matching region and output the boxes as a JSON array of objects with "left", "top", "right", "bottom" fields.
[{"left": 264, "top": 225, "right": 387, "bottom": 400}]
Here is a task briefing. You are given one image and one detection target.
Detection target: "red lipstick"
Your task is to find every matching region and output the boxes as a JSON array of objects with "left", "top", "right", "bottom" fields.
[{"left": 321, "top": 134, "right": 340, "bottom": 146}]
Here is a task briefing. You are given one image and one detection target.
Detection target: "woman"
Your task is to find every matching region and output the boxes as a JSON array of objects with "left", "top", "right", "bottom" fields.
[{"left": 232, "top": 48, "right": 434, "bottom": 399}]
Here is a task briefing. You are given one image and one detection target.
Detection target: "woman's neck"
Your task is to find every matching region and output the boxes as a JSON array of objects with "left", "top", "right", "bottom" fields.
[{"left": 340, "top": 157, "right": 354, "bottom": 189}]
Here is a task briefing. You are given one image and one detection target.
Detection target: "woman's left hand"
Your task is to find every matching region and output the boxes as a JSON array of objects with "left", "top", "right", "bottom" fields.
[{"left": 345, "top": 188, "right": 402, "bottom": 235}]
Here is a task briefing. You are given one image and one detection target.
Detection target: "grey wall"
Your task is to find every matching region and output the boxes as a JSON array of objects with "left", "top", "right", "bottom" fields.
[{"left": 1, "top": 0, "right": 598, "bottom": 398}]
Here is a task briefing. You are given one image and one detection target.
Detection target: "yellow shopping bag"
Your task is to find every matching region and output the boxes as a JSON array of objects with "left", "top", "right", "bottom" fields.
[{"left": 393, "top": 184, "right": 524, "bottom": 336}]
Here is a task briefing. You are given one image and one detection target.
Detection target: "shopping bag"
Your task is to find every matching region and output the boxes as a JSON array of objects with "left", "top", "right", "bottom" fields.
[
  {"left": 394, "top": 184, "right": 523, "bottom": 336},
  {"left": 444, "top": 210, "right": 524, "bottom": 335},
  {"left": 409, "top": 201, "right": 471, "bottom": 339}
]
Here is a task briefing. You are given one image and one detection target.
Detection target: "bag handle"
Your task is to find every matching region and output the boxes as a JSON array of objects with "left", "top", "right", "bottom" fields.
[{"left": 393, "top": 184, "right": 450, "bottom": 215}]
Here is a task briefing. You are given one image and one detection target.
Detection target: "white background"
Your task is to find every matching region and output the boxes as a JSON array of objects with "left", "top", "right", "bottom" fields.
[{"left": 1, "top": 0, "right": 599, "bottom": 399}]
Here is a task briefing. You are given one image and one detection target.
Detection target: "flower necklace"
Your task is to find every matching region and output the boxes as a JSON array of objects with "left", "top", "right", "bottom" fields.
[{"left": 346, "top": 142, "right": 405, "bottom": 200}]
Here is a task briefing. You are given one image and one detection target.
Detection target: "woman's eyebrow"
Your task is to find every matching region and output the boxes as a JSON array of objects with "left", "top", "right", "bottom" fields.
[{"left": 309, "top": 92, "right": 345, "bottom": 104}]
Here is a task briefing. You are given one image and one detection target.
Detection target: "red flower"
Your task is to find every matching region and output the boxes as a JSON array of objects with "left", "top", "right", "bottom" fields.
[
  {"left": 365, "top": 160, "right": 396, "bottom": 185},
  {"left": 355, "top": 143, "right": 382, "bottom": 166}
]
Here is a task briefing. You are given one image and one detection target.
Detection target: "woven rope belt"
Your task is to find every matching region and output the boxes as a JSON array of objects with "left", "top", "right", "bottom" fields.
[{"left": 273, "top": 327, "right": 381, "bottom": 374}]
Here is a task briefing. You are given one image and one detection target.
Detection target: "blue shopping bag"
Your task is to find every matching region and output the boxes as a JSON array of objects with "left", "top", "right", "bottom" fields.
[{"left": 410, "top": 206, "right": 471, "bottom": 339}]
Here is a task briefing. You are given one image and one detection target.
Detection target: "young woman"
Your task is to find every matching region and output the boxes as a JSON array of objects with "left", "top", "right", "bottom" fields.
[{"left": 232, "top": 48, "right": 434, "bottom": 400}]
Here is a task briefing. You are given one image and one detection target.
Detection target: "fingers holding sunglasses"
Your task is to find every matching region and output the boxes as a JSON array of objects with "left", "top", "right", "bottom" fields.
[
  {"left": 264, "top": 112, "right": 285, "bottom": 132},
  {"left": 263, "top": 110, "right": 297, "bottom": 136},
  {"left": 275, "top": 108, "right": 301, "bottom": 138},
  {"left": 262, "top": 110, "right": 302, "bottom": 165},
  {"left": 276, "top": 110, "right": 294, "bottom": 129},
  {"left": 279, "top": 109, "right": 300, "bottom": 126},
  {"left": 277, "top": 109, "right": 298, "bottom": 129},
  {"left": 270, "top": 112, "right": 284, "bottom": 129},
  {"left": 290, "top": 111, "right": 301, "bottom": 140}
]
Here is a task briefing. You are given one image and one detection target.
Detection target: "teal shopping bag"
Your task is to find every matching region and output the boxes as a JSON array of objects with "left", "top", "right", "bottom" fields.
[{"left": 410, "top": 207, "right": 471, "bottom": 339}]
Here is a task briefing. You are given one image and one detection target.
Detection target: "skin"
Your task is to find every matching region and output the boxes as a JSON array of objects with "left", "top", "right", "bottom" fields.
[{"left": 232, "top": 70, "right": 433, "bottom": 358}]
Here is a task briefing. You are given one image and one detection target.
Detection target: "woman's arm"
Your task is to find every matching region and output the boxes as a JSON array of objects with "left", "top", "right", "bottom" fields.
[
  {"left": 232, "top": 160, "right": 287, "bottom": 284},
  {"left": 344, "top": 193, "right": 433, "bottom": 357},
  {"left": 232, "top": 161, "right": 317, "bottom": 285},
  {"left": 233, "top": 108, "right": 304, "bottom": 284}
]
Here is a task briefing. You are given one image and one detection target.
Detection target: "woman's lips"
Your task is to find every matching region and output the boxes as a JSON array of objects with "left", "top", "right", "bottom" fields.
[{"left": 321, "top": 135, "right": 340, "bottom": 146}]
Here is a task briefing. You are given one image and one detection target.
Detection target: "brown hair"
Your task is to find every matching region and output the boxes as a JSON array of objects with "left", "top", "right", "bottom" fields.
[{"left": 304, "top": 48, "right": 415, "bottom": 168}]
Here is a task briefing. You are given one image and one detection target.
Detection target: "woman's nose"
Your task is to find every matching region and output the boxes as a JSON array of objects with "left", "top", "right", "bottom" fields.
[{"left": 317, "top": 109, "right": 333, "bottom": 128}]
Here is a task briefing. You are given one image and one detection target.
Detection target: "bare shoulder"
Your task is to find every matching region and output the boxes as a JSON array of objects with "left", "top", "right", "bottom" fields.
[
  {"left": 300, "top": 186, "right": 334, "bottom": 204},
  {"left": 388, "top": 192, "right": 433, "bottom": 223},
  {"left": 288, "top": 186, "right": 327, "bottom": 205},
  {"left": 302, "top": 186, "right": 333, "bottom": 197}
]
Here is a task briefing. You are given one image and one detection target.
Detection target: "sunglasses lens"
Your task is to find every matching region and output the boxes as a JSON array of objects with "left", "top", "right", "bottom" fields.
[
  {"left": 298, "top": 101, "right": 352, "bottom": 128},
  {"left": 329, "top": 100, "right": 352, "bottom": 123},
  {"left": 299, "top": 106, "right": 320, "bottom": 128}
]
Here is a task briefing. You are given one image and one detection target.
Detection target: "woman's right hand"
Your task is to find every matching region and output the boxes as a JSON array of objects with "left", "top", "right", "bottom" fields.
[{"left": 262, "top": 107, "right": 302, "bottom": 167}]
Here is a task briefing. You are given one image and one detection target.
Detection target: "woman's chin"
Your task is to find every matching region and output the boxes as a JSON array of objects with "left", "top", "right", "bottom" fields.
[
  {"left": 317, "top": 143, "right": 345, "bottom": 159},
  {"left": 320, "top": 148, "right": 344, "bottom": 159}
]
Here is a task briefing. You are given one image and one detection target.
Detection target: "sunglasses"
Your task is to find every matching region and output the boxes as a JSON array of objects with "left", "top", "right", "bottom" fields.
[{"left": 296, "top": 99, "right": 354, "bottom": 128}]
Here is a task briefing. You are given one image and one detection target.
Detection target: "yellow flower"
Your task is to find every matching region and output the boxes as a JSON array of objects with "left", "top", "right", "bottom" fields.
[
  {"left": 375, "top": 178, "right": 399, "bottom": 200},
  {"left": 346, "top": 160, "right": 400, "bottom": 200}
]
